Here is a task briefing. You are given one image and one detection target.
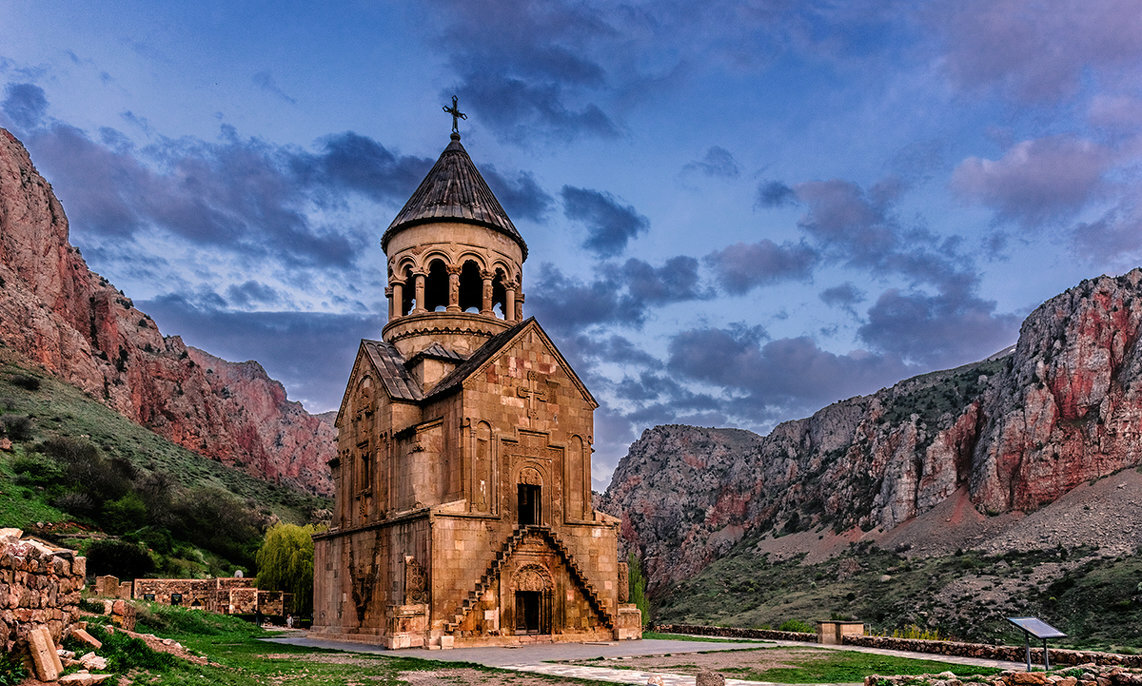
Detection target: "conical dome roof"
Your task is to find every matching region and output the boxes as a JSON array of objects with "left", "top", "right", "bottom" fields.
[{"left": 382, "top": 133, "right": 527, "bottom": 259}]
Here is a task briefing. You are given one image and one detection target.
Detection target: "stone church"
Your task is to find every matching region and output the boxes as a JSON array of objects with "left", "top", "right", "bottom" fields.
[{"left": 311, "top": 120, "right": 643, "bottom": 648}]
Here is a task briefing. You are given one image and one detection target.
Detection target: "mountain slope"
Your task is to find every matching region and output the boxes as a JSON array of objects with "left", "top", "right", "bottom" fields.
[
  {"left": 0, "top": 128, "right": 335, "bottom": 495},
  {"left": 602, "top": 269, "right": 1142, "bottom": 593}
]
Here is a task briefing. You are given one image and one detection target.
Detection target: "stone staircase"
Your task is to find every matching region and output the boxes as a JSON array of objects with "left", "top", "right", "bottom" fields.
[{"left": 442, "top": 525, "right": 614, "bottom": 634}]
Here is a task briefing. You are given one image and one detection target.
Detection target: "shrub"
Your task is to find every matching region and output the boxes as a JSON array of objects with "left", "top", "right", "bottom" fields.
[
  {"left": 103, "top": 492, "right": 147, "bottom": 534},
  {"left": 1, "top": 414, "right": 32, "bottom": 441},
  {"left": 8, "top": 374, "right": 40, "bottom": 391},
  {"left": 628, "top": 552, "right": 650, "bottom": 626},
  {"left": 0, "top": 649, "right": 27, "bottom": 686},
  {"left": 85, "top": 539, "right": 154, "bottom": 579},
  {"left": 12, "top": 454, "right": 63, "bottom": 487},
  {"left": 779, "top": 618, "right": 816, "bottom": 633}
]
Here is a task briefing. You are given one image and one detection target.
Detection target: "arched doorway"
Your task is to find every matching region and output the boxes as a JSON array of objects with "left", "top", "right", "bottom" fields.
[{"left": 512, "top": 565, "right": 552, "bottom": 635}]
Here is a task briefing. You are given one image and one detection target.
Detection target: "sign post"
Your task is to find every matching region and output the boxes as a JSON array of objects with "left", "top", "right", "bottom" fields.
[{"left": 1007, "top": 617, "right": 1066, "bottom": 671}]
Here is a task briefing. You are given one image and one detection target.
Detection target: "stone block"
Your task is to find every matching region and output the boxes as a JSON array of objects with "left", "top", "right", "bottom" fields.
[
  {"left": 70, "top": 627, "right": 102, "bottom": 650},
  {"left": 27, "top": 625, "right": 61, "bottom": 681},
  {"left": 697, "top": 670, "right": 726, "bottom": 686}
]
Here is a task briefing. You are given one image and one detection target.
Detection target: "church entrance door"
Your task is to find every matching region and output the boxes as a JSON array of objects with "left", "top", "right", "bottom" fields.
[
  {"left": 517, "top": 484, "right": 540, "bottom": 525},
  {"left": 514, "top": 590, "right": 551, "bottom": 634}
]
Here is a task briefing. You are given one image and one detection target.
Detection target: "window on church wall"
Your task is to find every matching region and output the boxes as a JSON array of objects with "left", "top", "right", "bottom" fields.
[
  {"left": 492, "top": 269, "right": 508, "bottom": 319},
  {"left": 400, "top": 270, "right": 415, "bottom": 315},
  {"left": 425, "top": 259, "right": 449, "bottom": 311},
  {"left": 459, "top": 260, "right": 483, "bottom": 312}
]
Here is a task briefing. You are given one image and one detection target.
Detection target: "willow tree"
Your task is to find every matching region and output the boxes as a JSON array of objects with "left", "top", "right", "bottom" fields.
[{"left": 256, "top": 523, "right": 323, "bottom": 616}]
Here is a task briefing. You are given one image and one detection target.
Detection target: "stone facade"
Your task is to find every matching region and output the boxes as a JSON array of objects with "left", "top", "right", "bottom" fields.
[
  {"left": 0, "top": 528, "right": 85, "bottom": 652},
  {"left": 132, "top": 577, "right": 290, "bottom": 616},
  {"left": 312, "top": 130, "right": 641, "bottom": 648}
]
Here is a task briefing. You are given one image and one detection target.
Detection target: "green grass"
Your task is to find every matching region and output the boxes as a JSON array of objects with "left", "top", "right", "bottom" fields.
[{"left": 735, "top": 649, "right": 1000, "bottom": 683}]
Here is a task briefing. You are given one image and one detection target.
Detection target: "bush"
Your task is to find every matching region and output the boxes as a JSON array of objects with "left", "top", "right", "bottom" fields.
[
  {"left": 1, "top": 414, "right": 32, "bottom": 441},
  {"left": 0, "top": 648, "right": 27, "bottom": 686},
  {"left": 8, "top": 374, "right": 40, "bottom": 391},
  {"left": 85, "top": 539, "right": 154, "bottom": 579},
  {"left": 103, "top": 492, "right": 147, "bottom": 534},
  {"left": 12, "top": 454, "right": 63, "bottom": 487},
  {"left": 779, "top": 618, "right": 816, "bottom": 633}
]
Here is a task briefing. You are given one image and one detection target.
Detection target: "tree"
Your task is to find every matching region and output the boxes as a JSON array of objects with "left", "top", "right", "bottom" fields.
[
  {"left": 256, "top": 523, "right": 322, "bottom": 617},
  {"left": 628, "top": 552, "right": 650, "bottom": 626}
]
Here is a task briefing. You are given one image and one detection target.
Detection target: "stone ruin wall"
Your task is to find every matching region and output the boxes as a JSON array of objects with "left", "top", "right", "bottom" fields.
[
  {"left": 130, "top": 576, "right": 290, "bottom": 616},
  {"left": 0, "top": 528, "right": 85, "bottom": 652}
]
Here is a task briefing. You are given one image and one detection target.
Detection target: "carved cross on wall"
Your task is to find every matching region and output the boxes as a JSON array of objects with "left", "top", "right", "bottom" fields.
[{"left": 517, "top": 370, "right": 548, "bottom": 418}]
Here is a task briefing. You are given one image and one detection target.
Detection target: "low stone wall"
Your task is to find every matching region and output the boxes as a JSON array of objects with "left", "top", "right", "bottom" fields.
[
  {"left": 868, "top": 664, "right": 1142, "bottom": 686},
  {"left": 651, "top": 623, "right": 817, "bottom": 642},
  {"left": 844, "top": 635, "right": 1142, "bottom": 669},
  {"left": 0, "top": 528, "right": 85, "bottom": 651}
]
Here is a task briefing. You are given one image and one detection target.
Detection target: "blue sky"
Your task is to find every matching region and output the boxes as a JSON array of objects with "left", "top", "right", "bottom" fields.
[{"left": 3, "top": 1, "right": 1141, "bottom": 488}]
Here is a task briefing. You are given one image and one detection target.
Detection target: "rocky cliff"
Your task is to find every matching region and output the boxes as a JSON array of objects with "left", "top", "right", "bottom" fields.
[
  {"left": 0, "top": 128, "right": 334, "bottom": 495},
  {"left": 602, "top": 269, "right": 1142, "bottom": 592}
]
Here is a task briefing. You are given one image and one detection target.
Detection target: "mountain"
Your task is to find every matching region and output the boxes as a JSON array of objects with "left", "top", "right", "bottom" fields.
[
  {"left": 0, "top": 128, "right": 335, "bottom": 495},
  {"left": 602, "top": 269, "right": 1142, "bottom": 595}
]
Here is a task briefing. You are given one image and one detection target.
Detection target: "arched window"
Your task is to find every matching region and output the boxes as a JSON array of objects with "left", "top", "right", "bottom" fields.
[
  {"left": 459, "top": 260, "right": 483, "bottom": 313},
  {"left": 400, "top": 267, "right": 415, "bottom": 316},
  {"left": 425, "top": 259, "right": 449, "bottom": 312},
  {"left": 492, "top": 268, "right": 508, "bottom": 319}
]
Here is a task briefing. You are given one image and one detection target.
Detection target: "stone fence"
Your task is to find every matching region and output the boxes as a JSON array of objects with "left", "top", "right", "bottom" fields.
[
  {"left": 869, "top": 664, "right": 1142, "bottom": 686},
  {"left": 0, "top": 528, "right": 85, "bottom": 652},
  {"left": 843, "top": 635, "right": 1142, "bottom": 669},
  {"left": 651, "top": 623, "right": 817, "bottom": 642}
]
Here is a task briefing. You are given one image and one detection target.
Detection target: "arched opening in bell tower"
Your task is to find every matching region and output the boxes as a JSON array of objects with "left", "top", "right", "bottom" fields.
[
  {"left": 400, "top": 268, "right": 415, "bottom": 316},
  {"left": 425, "top": 259, "right": 449, "bottom": 311},
  {"left": 492, "top": 268, "right": 508, "bottom": 319},
  {"left": 459, "top": 260, "right": 483, "bottom": 313}
]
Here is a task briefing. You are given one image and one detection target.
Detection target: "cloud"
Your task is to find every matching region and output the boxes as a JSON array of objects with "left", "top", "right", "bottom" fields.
[
  {"left": 951, "top": 136, "right": 1112, "bottom": 226},
  {"left": 141, "top": 293, "right": 385, "bottom": 412},
  {"left": 560, "top": 185, "right": 649, "bottom": 257},
  {"left": 683, "top": 146, "right": 740, "bottom": 178},
  {"left": 252, "top": 71, "right": 297, "bottom": 105},
  {"left": 225, "top": 280, "right": 283, "bottom": 308},
  {"left": 526, "top": 256, "right": 709, "bottom": 334},
  {"left": 289, "top": 131, "right": 433, "bottom": 205},
  {"left": 820, "top": 283, "right": 865, "bottom": 309},
  {"left": 1088, "top": 94, "right": 1142, "bottom": 131},
  {"left": 858, "top": 288, "right": 1019, "bottom": 367},
  {"left": 794, "top": 179, "right": 898, "bottom": 260},
  {"left": 1071, "top": 200, "right": 1142, "bottom": 268},
  {"left": 481, "top": 166, "right": 554, "bottom": 223},
  {"left": 666, "top": 324, "right": 917, "bottom": 413},
  {"left": 931, "top": 0, "right": 1142, "bottom": 102},
  {"left": 704, "top": 239, "right": 817, "bottom": 294},
  {"left": 756, "top": 180, "right": 797, "bottom": 208},
  {"left": 434, "top": 0, "right": 620, "bottom": 143},
  {"left": 2, "top": 82, "right": 48, "bottom": 130}
]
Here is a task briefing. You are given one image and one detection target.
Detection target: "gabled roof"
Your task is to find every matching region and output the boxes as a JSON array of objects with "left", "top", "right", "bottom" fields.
[
  {"left": 361, "top": 339, "right": 423, "bottom": 402},
  {"left": 423, "top": 318, "right": 597, "bottom": 407},
  {"left": 407, "top": 342, "right": 466, "bottom": 366},
  {"left": 382, "top": 134, "right": 527, "bottom": 259}
]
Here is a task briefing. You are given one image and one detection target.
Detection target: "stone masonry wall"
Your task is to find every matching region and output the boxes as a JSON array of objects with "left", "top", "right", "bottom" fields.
[
  {"left": 0, "top": 528, "right": 85, "bottom": 652},
  {"left": 652, "top": 623, "right": 816, "bottom": 642},
  {"left": 843, "top": 635, "right": 1142, "bottom": 669}
]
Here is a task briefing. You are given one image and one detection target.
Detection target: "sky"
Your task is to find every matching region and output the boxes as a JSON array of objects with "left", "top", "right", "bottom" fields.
[{"left": 2, "top": 1, "right": 1142, "bottom": 490}]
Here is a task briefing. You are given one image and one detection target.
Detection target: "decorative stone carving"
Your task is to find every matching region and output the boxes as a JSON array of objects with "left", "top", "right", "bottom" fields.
[
  {"left": 404, "top": 555, "right": 428, "bottom": 604},
  {"left": 514, "top": 564, "right": 551, "bottom": 592},
  {"left": 617, "top": 561, "right": 630, "bottom": 603}
]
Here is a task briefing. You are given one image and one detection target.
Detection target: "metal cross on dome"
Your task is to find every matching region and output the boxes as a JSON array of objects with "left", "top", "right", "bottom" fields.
[{"left": 443, "top": 95, "right": 467, "bottom": 134}]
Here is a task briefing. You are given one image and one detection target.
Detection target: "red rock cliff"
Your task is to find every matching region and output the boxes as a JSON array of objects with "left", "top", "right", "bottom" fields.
[
  {"left": 0, "top": 128, "right": 334, "bottom": 495},
  {"left": 602, "top": 270, "right": 1142, "bottom": 591}
]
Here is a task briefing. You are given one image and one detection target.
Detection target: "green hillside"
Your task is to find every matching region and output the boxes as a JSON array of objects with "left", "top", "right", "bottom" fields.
[
  {"left": 0, "top": 346, "right": 330, "bottom": 578},
  {"left": 654, "top": 535, "right": 1142, "bottom": 652}
]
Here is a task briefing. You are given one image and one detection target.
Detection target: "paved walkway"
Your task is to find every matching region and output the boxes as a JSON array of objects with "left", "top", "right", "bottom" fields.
[{"left": 266, "top": 633, "right": 1026, "bottom": 685}]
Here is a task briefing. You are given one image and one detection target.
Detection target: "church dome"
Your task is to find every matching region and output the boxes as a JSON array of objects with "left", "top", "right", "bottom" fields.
[{"left": 382, "top": 133, "right": 527, "bottom": 260}]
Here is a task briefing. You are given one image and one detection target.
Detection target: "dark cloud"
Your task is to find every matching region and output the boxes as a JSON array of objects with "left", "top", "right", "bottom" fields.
[
  {"left": 756, "top": 180, "right": 797, "bottom": 208},
  {"left": 141, "top": 293, "right": 385, "bottom": 412},
  {"left": 560, "top": 185, "right": 649, "bottom": 257},
  {"left": 434, "top": 1, "right": 620, "bottom": 143},
  {"left": 1071, "top": 200, "right": 1142, "bottom": 267},
  {"left": 2, "top": 82, "right": 48, "bottom": 130},
  {"left": 289, "top": 131, "right": 433, "bottom": 205},
  {"left": 252, "top": 71, "right": 296, "bottom": 105},
  {"left": 481, "top": 166, "right": 554, "bottom": 223},
  {"left": 858, "top": 288, "right": 1019, "bottom": 367},
  {"left": 820, "top": 283, "right": 865, "bottom": 309},
  {"left": 795, "top": 179, "right": 897, "bottom": 260},
  {"left": 667, "top": 324, "right": 917, "bottom": 412},
  {"left": 683, "top": 146, "right": 740, "bottom": 178},
  {"left": 225, "top": 280, "right": 283, "bottom": 308},
  {"left": 704, "top": 239, "right": 817, "bottom": 294},
  {"left": 951, "top": 136, "right": 1112, "bottom": 226},
  {"left": 526, "top": 257, "right": 709, "bottom": 334},
  {"left": 931, "top": 0, "right": 1142, "bottom": 102}
]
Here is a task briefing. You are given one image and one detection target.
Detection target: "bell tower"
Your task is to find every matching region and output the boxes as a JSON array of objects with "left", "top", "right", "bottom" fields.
[{"left": 381, "top": 127, "right": 527, "bottom": 361}]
